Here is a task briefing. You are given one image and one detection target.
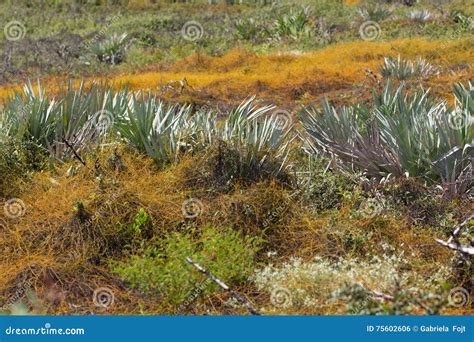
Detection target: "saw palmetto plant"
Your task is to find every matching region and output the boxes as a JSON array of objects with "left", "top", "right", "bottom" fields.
[
  {"left": 299, "top": 81, "right": 473, "bottom": 197},
  {"left": 116, "top": 96, "right": 294, "bottom": 172},
  {"left": 0, "top": 81, "right": 123, "bottom": 162},
  {"left": 378, "top": 56, "right": 438, "bottom": 80},
  {"left": 357, "top": 6, "right": 392, "bottom": 21},
  {"left": 273, "top": 7, "right": 313, "bottom": 40},
  {"left": 1, "top": 81, "right": 294, "bottom": 177},
  {"left": 2, "top": 81, "right": 129, "bottom": 161},
  {"left": 220, "top": 97, "right": 294, "bottom": 175},
  {"left": 407, "top": 10, "right": 432, "bottom": 22},
  {"left": 89, "top": 33, "right": 132, "bottom": 65},
  {"left": 115, "top": 93, "right": 193, "bottom": 167}
]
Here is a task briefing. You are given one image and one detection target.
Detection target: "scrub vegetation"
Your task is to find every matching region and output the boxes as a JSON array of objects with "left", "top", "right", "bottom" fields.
[{"left": 0, "top": 0, "right": 472, "bottom": 316}]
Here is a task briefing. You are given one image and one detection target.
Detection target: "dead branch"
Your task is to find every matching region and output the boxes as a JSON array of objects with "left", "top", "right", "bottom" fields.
[
  {"left": 356, "top": 282, "right": 394, "bottom": 301},
  {"left": 435, "top": 214, "right": 474, "bottom": 256},
  {"left": 62, "top": 138, "right": 87, "bottom": 166},
  {"left": 435, "top": 239, "right": 474, "bottom": 255},
  {"left": 185, "top": 256, "right": 260, "bottom": 315}
]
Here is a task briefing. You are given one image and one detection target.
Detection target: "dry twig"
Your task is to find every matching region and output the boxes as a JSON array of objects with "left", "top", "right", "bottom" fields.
[{"left": 185, "top": 256, "right": 260, "bottom": 315}]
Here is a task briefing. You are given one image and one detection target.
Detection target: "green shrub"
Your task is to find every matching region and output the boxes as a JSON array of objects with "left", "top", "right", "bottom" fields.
[
  {"left": 111, "top": 226, "right": 262, "bottom": 308},
  {"left": 117, "top": 208, "right": 152, "bottom": 251},
  {"left": 303, "top": 157, "right": 355, "bottom": 212}
]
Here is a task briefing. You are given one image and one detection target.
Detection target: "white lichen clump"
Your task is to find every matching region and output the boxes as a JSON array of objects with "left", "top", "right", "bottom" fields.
[{"left": 253, "top": 248, "right": 449, "bottom": 311}]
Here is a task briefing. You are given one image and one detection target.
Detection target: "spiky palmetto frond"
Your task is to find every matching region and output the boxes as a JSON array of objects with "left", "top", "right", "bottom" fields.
[
  {"left": 221, "top": 97, "right": 294, "bottom": 174},
  {"left": 299, "top": 81, "right": 473, "bottom": 196},
  {"left": 116, "top": 93, "right": 193, "bottom": 166},
  {"left": 273, "top": 7, "right": 312, "bottom": 40},
  {"left": 2, "top": 81, "right": 295, "bottom": 176},
  {"left": 90, "top": 33, "right": 131, "bottom": 65},
  {"left": 2, "top": 80, "right": 128, "bottom": 160},
  {"left": 378, "top": 56, "right": 438, "bottom": 80}
]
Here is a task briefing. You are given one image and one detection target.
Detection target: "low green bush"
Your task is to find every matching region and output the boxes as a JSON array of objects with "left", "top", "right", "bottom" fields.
[
  {"left": 0, "top": 136, "right": 46, "bottom": 197},
  {"left": 303, "top": 157, "right": 355, "bottom": 212},
  {"left": 111, "top": 225, "right": 262, "bottom": 308}
]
